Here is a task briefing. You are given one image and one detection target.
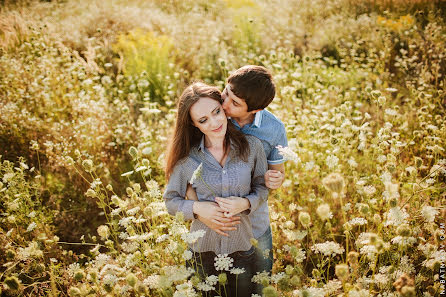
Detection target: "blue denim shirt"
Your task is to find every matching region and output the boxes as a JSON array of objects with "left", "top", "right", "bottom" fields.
[{"left": 230, "top": 109, "right": 288, "bottom": 238}]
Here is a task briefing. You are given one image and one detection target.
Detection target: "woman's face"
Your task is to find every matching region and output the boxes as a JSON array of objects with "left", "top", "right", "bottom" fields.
[{"left": 190, "top": 97, "right": 227, "bottom": 138}]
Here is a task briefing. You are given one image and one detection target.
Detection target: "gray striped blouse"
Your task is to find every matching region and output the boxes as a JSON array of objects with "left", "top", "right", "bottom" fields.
[{"left": 163, "top": 135, "right": 268, "bottom": 254}]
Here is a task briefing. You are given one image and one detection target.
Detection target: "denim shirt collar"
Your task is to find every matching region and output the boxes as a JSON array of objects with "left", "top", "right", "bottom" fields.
[{"left": 229, "top": 109, "right": 264, "bottom": 129}]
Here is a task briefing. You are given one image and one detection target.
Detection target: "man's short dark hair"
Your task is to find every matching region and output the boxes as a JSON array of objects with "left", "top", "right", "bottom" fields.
[{"left": 227, "top": 65, "right": 275, "bottom": 111}]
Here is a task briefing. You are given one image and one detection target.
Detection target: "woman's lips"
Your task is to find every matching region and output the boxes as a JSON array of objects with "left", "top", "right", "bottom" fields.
[{"left": 212, "top": 124, "right": 223, "bottom": 132}]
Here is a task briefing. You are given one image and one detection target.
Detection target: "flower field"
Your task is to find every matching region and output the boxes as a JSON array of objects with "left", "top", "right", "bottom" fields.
[{"left": 0, "top": 0, "right": 445, "bottom": 296}]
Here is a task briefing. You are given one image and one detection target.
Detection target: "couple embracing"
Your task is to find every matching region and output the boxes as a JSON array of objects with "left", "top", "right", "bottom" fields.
[{"left": 164, "top": 65, "right": 288, "bottom": 296}]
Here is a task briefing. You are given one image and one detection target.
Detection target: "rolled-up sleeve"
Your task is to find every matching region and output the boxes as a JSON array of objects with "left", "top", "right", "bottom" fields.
[
  {"left": 163, "top": 162, "right": 196, "bottom": 221},
  {"left": 267, "top": 122, "right": 288, "bottom": 165},
  {"left": 244, "top": 138, "right": 269, "bottom": 214}
]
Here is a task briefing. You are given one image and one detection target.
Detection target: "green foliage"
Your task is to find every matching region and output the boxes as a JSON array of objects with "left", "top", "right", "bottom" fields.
[{"left": 113, "top": 29, "right": 177, "bottom": 104}]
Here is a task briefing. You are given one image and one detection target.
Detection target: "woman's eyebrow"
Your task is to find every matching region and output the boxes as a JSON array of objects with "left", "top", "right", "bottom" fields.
[{"left": 198, "top": 106, "right": 219, "bottom": 120}]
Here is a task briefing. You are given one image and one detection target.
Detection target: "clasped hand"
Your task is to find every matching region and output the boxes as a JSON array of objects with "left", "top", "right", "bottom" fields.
[{"left": 193, "top": 197, "right": 249, "bottom": 237}]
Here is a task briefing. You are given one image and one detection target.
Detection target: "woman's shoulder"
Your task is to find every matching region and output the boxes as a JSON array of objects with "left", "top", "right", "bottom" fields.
[{"left": 245, "top": 134, "right": 263, "bottom": 148}]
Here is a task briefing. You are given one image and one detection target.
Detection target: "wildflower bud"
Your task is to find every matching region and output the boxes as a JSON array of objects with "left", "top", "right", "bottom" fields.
[
  {"left": 343, "top": 222, "right": 352, "bottom": 231},
  {"left": 190, "top": 275, "right": 200, "bottom": 286},
  {"left": 401, "top": 286, "right": 416, "bottom": 297},
  {"left": 322, "top": 173, "right": 345, "bottom": 194},
  {"left": 85, "top": 189, "right": 96, "bottom": 198},
  {"left": 369, "top": 233, "right": 378, "bottom": 245},
  {"left": 88, "top": 271, "right": 98, "bottom": 282},
  {"left": 132, "top": 183, "right": 141, "bottom": 192},
  {"left": 347, "top": 251, "right": 359, "bottom": 267},
  {"left": 111, "top": 195, "right": 120, "bottom": 205},
  {"left": 106, "top": 184, "right": 113, "bottom": 191},
  {"left": 365, "top": 86, "right": 372, "bottom": 93},
  {"left": 335, "top": 264, "right": 349, "bottom": 281},
  {"left": 74, "top": 270, "right": 85, "bottom": 281},
  {"left": 103, "top": 283, "right": 113, "bottom": 293},
  {"left": 312, "top": 269, "right": 320, "bottom": 278},
  {"left": 218, "top": 273, "right": 227, "bottom": 285},
  {"left": 375, "top": 239, "right": 385, "bottom": 252},
  {"left": 389, "top": 198, "right": 398, "bottom": 208},
  {"left": 414, "top": 157, "right": 423, "bottom": 168},
  {"left": 250, "top": 238, "right": 258, "bottom": 248},
  {"left": 126, "top": 273, "right": 138, "bottom": 287},
  {"left": 65, "top": 156, "right": 75, "bottom": 166},
  {"left": 4, "top": 276, "right": 21, "bottom": 291},
  {"left": 373, "top": 214, "right": 381, "bottom": 224},
  {"left": 262, "top": 285, "right": 278, "bottom": 297},
  {"left": 325, "top": 221, "right": 332, "bottom": 229},
  {"left": 290, "top": 275, "right": 301, "bottom": 286},
  {"left": 396, "top": 223, "right": 411, "bottom": 237},
  {"left": 126, "top": 187, "right": 133, "bottom": 196},
  {"left": 285, "top": 265, "right": 294, "bottom": 275},
  {"left": 298, "top": 211, "right": 311, "bottom": 228},
  {"left": 97, "top": 225, "right": 110, "bottom": 240},
  {"left": 82, "top": 159, "right": 94, "bottom": 172},
  {"left": 378, "top": 96, "right": 386, "bottom": 105},
  {"left": 285, "top": 220, "right": 295, "bottom": 229},
  {"left": 358, "top": 203, "right": 370, "bottom": 215},
  {"left": 301, "top": 289, "right": 311, "bottom": 297},
  {"left": 68, "top": 287, "right": 81, "bottom": 297},
  {"left": 129, "top": 146, "right": 138, "bottom": 159},
  {"left": 371, "top": 90, "right": 381, "bottom": 99},
  {"left": 316, "top": 204, "right": 331, "bottom": 221},
  {"left": 6, "top": 249, "right": 16, "bottom": 260}
]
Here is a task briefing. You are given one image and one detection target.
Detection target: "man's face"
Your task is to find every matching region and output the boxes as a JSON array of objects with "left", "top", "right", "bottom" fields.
[{"left": 221, "top": 84, "right": 250, "bottom": 118}]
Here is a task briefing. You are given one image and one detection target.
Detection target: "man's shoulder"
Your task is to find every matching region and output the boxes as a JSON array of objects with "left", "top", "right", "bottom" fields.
[{"left": 261, "top": 109, "right": 285, "bottom": 129}]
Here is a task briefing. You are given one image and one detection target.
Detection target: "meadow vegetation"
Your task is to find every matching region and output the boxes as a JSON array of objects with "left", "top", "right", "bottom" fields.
[{"left": 0, "top": 0, "right": 445, "bottom": 296}]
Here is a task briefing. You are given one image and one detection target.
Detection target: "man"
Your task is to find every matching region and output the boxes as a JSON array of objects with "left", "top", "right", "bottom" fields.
[{"left": 187, "top": 66, "right": 288, "bottom": 291}]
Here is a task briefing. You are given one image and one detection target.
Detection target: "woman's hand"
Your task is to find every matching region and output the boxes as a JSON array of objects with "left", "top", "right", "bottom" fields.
[
  {"left": 214, "top": 196, "right": 250, "bottom": 217},
  {"left": 193, "top": 201, "right": 241, "bottom": 236}
]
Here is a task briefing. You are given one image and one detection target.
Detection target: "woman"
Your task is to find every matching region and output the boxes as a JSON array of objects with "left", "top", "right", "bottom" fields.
[{"left": 164, "top": 82, "right": 268, "bottom": 296}]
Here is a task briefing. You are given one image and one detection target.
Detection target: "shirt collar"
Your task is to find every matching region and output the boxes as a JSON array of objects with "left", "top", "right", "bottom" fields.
[
  {"left": 228, "top": 109, "right": 264, "bottom": 129},
  {"left": 198, "top": 136, "right": 206, "bottom": 152},
  {"left": 252, "top": 110, "right": 264, "bottom": 128}
]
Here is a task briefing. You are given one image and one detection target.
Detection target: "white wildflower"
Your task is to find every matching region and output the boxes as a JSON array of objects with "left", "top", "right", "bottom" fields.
[
  {"left": 182, "top": 250, "right": 193, "bottom": 261},
  {"left": 230, "top": 267, "right": 246, "bottom": 275},
  {"left": 384, "top": 207, "right": 409, "bottom": 227},
  {"left": 181, "top": 229, "right": 206, "bottom": 244},
  {"left": 276, "top": 145, "right": 301, "bottom": 163},
  {"left": 26, "top": 222, "right": 37, "bottom": 232},
  {"left": 363, "top": 185, "right": 377, "bottom": 197},
  {"left": 214, "top": 254, "right": 234, "bottom": 271},
  {"left": 311, "top": 241, "right": 345, "bottom": 257},
  {"left": 190, "top": 163, "right": 203, "bottom": 185},
  {"left": 391, "top": 236, "right": 417, "bottom": 247},
  {"left": 271, "top": 272, "right": 286, "bottom": 284},
  {"left": 316, "top": 204, "right": 333, "bottom": 221},
  {"left": 349, "top": 217, "right": 368, "bottom": 226},
  {"left": 325, "top": 155, "right": 339, "bottom": 169},
  {"left": 421, "top": 206, "right": 438, "bottom": 223}
]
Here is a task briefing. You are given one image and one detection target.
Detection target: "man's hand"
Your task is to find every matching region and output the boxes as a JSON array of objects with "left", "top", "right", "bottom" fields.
[
  {"left": 186, "top": 184, "right": 198, "bottom": 201},
  {"left": 265, "top": 169, "right": 285, "bottom": 189},
  {"left": 193, "top": 201, "right": 241, "bottom": 236},
  {"left": 215, "top": 196, "right": 250, "bottom": 217}
]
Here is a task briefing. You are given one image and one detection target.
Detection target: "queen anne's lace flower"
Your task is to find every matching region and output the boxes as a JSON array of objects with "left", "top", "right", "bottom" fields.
[
  {"left": 214, "top": 254, "right": 234, "bottom": 271},
  {"left": 311, "top": 241, "right": 345, "bottom": 257}
]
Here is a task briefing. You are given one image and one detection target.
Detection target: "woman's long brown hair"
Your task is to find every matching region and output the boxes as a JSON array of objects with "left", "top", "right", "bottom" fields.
[{"left": 165, "top": 82, "right": 249, "bottom": 180}]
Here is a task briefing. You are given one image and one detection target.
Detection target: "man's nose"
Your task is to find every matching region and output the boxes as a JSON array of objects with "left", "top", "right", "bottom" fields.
[{"left": 222, "top": 97, "right": 228, "bottom": 110}]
